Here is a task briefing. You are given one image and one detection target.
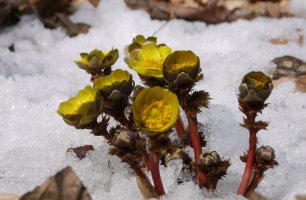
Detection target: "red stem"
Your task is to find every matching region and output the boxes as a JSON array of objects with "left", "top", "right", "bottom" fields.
[
  {"left": 175, "top": 116, "right": 185, "bottom": 139},
  {"left": 237, "top": 132, "right": 257, "bottom": 195},
  {"left": 149, "top": 151, "right": 165, "bottom": 196},
  {"left": 187, "top": 115, "right": 207, "bottom": 187},
  {"left": 187, "top": 117, "right": 202, "bottom": 161},
  {"left": 144, "top": 151, "right": 151, "bottom": 171},
  {"left": 245, "top": 170, "right": 263, "bottom": 195}
]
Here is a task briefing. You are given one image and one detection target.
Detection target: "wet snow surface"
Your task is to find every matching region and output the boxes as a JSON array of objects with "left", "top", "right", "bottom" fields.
[{"left": 0, "top": 0, "right": 306, "bottom": 199}]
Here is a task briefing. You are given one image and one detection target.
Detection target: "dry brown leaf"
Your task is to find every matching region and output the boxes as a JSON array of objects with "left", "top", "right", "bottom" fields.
[
  {"left": 67, "top": 145, "right": 94, "bottom": 159},
  {"left": 124, "top": 0, "right": 292, "bottom": 24},
  {"left": 73, "top": 0, "right": 101, "bottom": 7},
  {"left": 89, "top": 0, "right": 100, "bottom": 7},
  {"left": 29, "top": 0, "right": 72, "bottom": 17},
  {"left": 20, "top": 167, "right": 92, "bottom": 200},
  {"left": 149, "top": 0, "right": 229, "bottom": 23},
  {"left": 296, "top": 75, "right": 306, "bottom": 92},
  {"left": 223, "top": 0, "right": 247, "bottom": 11},
  {"left": 246, "top": 190, "right": 269, "bottom": 200},
  {"left": 296, "top": 194, "right": 306, "bottom": 200},
  {"left": 0, "top": 0, "right": 27, "bottom": 27},
  {"left": 271, "top": 56, "right": 306, "bottom": 92},
  {"left": 136, "top": 174, "right": 157, "bottom": 199},
  {"left": 272, "top": 76, "right": 295, "bottom": 87},
  {"left": 270, "top": 37, "right": 288, "bottom": 45},
  {"left": 0, "top": 193, "right": 19, "bottom": 200},
  {"left": 272, "top": 55, "right": 306, "bottom": 79},
  {"left": 0, "top": 0, "right": 91, "bottom": 36}
]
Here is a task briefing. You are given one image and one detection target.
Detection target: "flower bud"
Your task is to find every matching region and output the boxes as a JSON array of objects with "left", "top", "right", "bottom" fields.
[
  {"left": 57, "top": 86, "right": 104, "bottom": 127},
  {"left": 127, "top": 44, "right": 172, "bottom": 79},
  {"left": 239, "top": 71, "right": 273, "bottom": 104},
  {"left": 115, "top": 129, "right": 137, "bottom": 149},
  {"left": 200, "top": 151, "right": 221, "bottom": 168},
  {"left": 75, "top": 49, "right": 118, "bottom": 74},
  {"left": 94, "top": 69, "right": 134, "bottom": 103},
  {"left": 125, "top": 35, "right": 157, "bottom": 56},
  {"left": 163, "top": 50, "right": 201, "bottom": 86},
  {"left": 256, "top": 146, "right": 276, "bottom": 164}
]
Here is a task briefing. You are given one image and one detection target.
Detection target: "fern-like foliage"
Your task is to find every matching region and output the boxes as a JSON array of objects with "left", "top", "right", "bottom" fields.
[{"left": 185, "top": 90, "right": 211, "bottom": 114}]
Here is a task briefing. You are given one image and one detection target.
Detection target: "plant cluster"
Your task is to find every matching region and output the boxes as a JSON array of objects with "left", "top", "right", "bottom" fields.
[{"left": 57, "top": 35, "right": 277, "bottom": 198}]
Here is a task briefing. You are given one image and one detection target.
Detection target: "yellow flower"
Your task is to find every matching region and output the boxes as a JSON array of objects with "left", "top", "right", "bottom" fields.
[
  {"left": 163, "top": 50, "right": 200, "bottom": 86},
  {"left": 133, "top": 86, "right": 179, "bottom": 133},
  {"left": 128, "top": 35, "right": 157, "bottom": 52},
  {"left": 75, "top": 49, "right": 119, "bottom": 74},
  {"left": 128, "top": 44, "right": 172, "bottom": 78},
  {"left": 57, "top": 86, "right": 103, "bottom": 127},
  {"left": 239, "top": 71, "right": 273, "bottom": 104},
  {"left": 124, "top": 35, "right": 157, "bottom": 60},
  {"left": 93, "top": 69, "right": 134, "bottom": 102}
]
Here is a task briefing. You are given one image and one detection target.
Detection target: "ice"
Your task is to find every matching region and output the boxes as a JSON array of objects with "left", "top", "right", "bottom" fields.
[{"left": 1, "top": 0, "right": 306, "bottom": 199}]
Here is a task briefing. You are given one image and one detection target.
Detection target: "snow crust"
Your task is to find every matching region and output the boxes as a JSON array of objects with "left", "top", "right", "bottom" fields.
[{"left": 0, "top": 0, "right": 306, "bottom": 199}]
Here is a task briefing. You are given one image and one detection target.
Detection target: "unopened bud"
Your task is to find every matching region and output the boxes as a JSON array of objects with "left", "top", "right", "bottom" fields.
[
  {"left": 115, "top": 129, "right": 137, "bottom": 150},
  {"left": 239, "top": 71, "right": 273, "bottom": 104},
  {"left": 256, "top": 146, "right": 275, "bottom": 164},
  {"left": 200, "top": 151, "right": 221, "bottom": 168}
]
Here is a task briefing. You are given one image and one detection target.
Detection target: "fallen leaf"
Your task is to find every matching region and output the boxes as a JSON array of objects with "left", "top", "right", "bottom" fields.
[
  {"left": 246, "top": 190, "right": 269, "bottom": 200},
  {"left": 296, "top": 75, "right": 306, "bottom": 92},
  {"left": 29, "top": 0, "right": 72, "bottom": 18},
  {"left": 89, "top": 0, "right": 101, "bottom": 7},
  {"left": 0, "top": 193, "right": 19, "bottom": 200},
  {"left": 0, "top": 0, "right": 24, "bottom": 27},
  {"left": 136, "top": 174, "right": 157, "bottom": 199},
  {"left": 124, "top": 0, "right": 149, "bottom": 9},
  {"left": 272, "top": 55, "right": 306, "bottom": 79},
  {"left": 270, "top": 37, "right": 288, "bottom": 45},
  {"left": 272, "top": 76, "right": 295, "bottom": 87},
  {"left": 67, "top": 145, "right": 94, "bottom": 159},
  {"left": 0, "top": 0, "right": 91, "bottom": 36},
  {"left": 73, "top": 0, "right": 101, "bottom": 7},
  {"left": 271, "top": 55, "right": 306, "bottom": 92},
  {"left": 124, "top": 0, "right": 292, "bottom": 24},
  {"left": 20, "top": 167, "right": 92, "bottom": 200},
  {"left": 296, "top": 194, "right": 306, "bottom": 200}
]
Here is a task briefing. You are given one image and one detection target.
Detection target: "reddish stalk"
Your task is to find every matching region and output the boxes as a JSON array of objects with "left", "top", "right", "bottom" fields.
[
  {"left": 175, "top": 116, "right": 185, "bottom": 139},
  {"left": 245, "top": 171, "right": 263, "bottom": 196},
  {"left": 237, "top": 131, "right": 257, "bottom": 195},
  {"left": 149, "top": 151, "right": 165, "bottom": 196},
  {"left": 144, "top": 151, "right": 151, "bottom": 171},
  {"left": 187, "top": 115, "right": 207, "bottom": 187}
]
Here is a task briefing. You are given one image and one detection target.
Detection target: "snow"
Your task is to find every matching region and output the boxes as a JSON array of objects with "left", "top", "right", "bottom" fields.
[{"left": 0, "top": 0, "right": 306, "bottom": 199}]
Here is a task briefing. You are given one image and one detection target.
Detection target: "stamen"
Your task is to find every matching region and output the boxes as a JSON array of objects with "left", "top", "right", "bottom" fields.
[{"left": 140, "top": 100, "right": 172, "bottom": 130}]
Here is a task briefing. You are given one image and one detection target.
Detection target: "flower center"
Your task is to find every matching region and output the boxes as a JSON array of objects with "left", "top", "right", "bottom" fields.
[
  {"left": 140, "top": 100, "right": 172, "bottom": 130},
  {"left": 252, "top": 79, "right": 265, "bottom": 90},
  {"left": 168, "top": 62, "right": 193, "bottom": 71},
  {"left": 144, "top": 58, "right": 163, "bottom": 70}
]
